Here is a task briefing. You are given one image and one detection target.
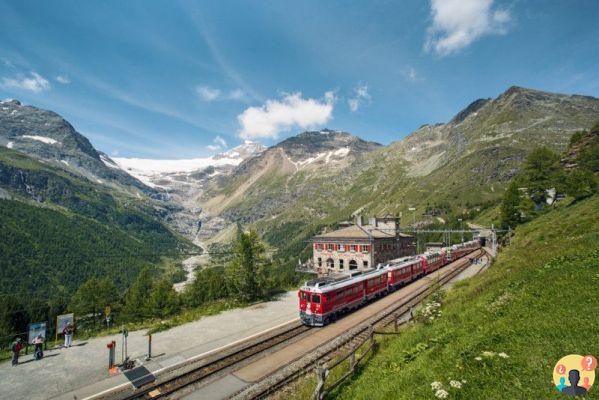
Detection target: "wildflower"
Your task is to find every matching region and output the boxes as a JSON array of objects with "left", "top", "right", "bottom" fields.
[
  {"left": 498, "top": 352, "right": 509, "bottom": 358},
  {"left": 450, "top": 380, "right": 462, "bottom": 389},
  {"left": 431, "top": 381, "right": 443, "bottom": 390},
  {"left": 482, "top": 351, "right": 495, "bottom": 358},
  {"left": 435, "top": 389, "right": 449, "bottom": 399},
  {"left": 475, "top": 356, "right": 482, "bottom": 361},
  {"left": 462, "top": 379, "right": 467, "bottom": 383}
]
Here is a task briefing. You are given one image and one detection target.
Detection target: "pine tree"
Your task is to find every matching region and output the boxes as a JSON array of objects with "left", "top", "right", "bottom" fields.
[
  {"left": 227, "top": 227, "right": 271, "bottom": 302},
  {"left": 147, "top": 278, "right": 180, "bottom": 318},
  {"left": 123, "top": 267, "right": 153, "bottom": 320},
  {"left": 500, "top": 181, "right": 522, "bottom": 229},
  {"left": 71, "top": 277, "right": 117, "bottom": 325}
]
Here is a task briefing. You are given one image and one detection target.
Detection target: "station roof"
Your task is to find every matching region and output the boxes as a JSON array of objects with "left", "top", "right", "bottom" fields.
[{"left": 313, "top": 225, "right": 412, "bottom": 240}]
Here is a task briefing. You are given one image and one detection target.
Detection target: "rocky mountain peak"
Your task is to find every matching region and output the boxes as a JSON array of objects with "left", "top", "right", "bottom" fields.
[{"left": 450, "top": 98, "right": 491, "bottom": 124}]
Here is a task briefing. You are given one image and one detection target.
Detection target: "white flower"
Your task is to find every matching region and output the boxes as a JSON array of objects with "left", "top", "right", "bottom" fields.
[
  {"left": 482, "top": 351, "right": 495, "bottom": 358},
  {"left": 462, "top": 379, "right": 467, "bottom": 383},
  {"left": 498, "top": 352, "right": 509, "bottom": 358},
  {"left": 435, "top": 389, "right": 449, "bottom": 399},
  {"left": 449, "top": 380, "right": 462, "bottom": 389},
  {"left": 475, "top": 356, "right": 482, "bottom": 361},
  {"left": 431, "top": 381, "right": 443, "bottom": 390}
]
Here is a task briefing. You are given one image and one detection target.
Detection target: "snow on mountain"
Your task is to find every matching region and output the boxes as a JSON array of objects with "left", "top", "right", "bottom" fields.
[{"left": 113, "top": 141, "right": 266, "bottom": 188}]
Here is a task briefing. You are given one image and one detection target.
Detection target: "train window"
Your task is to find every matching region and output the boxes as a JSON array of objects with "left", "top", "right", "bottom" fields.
[
  {"left": 301, "top": 292, "right": 307, "bottom": 301},
  {"left": 312, "top": 294, "right": 321, "bottom": 303},
  {"left": 380, "top": 276, "right": 385, "bottom": 283}
]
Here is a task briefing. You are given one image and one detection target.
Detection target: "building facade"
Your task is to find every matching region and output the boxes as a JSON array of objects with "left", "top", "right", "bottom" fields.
[{"left": 311, "top": 216, "right": 415, "bottom": 274}]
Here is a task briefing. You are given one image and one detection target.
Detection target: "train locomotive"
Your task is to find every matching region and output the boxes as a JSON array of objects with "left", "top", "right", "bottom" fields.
[{"left": 299, "top": 240, "right": 481, "bottom": 326}]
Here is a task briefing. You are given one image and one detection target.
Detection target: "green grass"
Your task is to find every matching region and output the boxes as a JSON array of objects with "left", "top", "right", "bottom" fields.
[{"left": 287, "top": 195, "right": 599, "bottom": 399}]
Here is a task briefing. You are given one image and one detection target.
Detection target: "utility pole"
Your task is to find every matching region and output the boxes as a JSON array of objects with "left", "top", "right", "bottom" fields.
[{"left": 458, "top": 218, "right": 464, "bottom": 243}]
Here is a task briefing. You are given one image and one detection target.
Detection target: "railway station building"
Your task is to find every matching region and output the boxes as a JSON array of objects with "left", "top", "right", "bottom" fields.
[{"left": 311, "top": 216, "right": 415, "bottom": 274}]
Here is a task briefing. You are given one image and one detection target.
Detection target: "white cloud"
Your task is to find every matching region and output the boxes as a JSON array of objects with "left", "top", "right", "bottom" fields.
[
  {"left": 213, "top": 135, "right": 227, "bottom": 148},
  {"left": 1, "top": 72, "right": 50, "bottom": 93},
  {"left": 401, "top": 66, "right": 419, "bottom": 82},
  {"left": 196, "top": 86, "right": 221, "bottom": 101},
  {"left": 347, "top": 84, "right": 371, "bottom": 112},
  {"left": 228, "top": 89, "right": 246, "bottom": 100},
  {"left": 56, "top": 75, "right": 71, "bottom": 84},
  {"left": 238, "top": 92, "right": 334, "bottom": 139},
  {"left": 206, "top": 135, "right": 228, "bottom": 152},
  {"left": 425, "top": 0, "right": 511, "bottom": 56},
  {"left": 196, "top": 86, "right": 246, "bottom": 102}
]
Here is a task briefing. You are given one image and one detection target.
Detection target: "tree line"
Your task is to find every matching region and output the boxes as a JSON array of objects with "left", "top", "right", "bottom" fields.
[{"left": 500, "top": 122, "right": 598, "bottom": 229}]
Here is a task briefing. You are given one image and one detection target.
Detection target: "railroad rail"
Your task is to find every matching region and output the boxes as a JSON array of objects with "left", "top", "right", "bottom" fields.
[
  {"left": 94, "top": 322, "right": 310, "bottom": 400},
  {"left": 230, "top": 249, "right": 486, "bottom": 400},
  {"left": 93, "top": 250, "right": 486, "bottom": 400}
]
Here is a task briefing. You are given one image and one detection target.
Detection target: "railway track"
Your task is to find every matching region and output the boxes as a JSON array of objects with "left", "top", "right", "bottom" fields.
[
  {"left": 95, "top": 250, "right": 485, "bottom": 400},
  {"left": 97, "top": 323, "right": 311, "bottom": 400},
  {"left": 231, "top": 250, "right": 485, "bottom": 400}
]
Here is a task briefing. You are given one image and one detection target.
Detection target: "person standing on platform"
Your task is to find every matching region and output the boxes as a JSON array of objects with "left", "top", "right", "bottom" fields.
[
  {"left": 11, "top": 337, "right": 23, "bottom": 366},
  {"left": 63, "top": 323, "right": 74, "bottom": 347}
]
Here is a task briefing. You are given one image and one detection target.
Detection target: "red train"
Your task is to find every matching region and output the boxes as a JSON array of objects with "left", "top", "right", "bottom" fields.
[{"left": 299, "top": 240, "right": 481, "bottom": 326}]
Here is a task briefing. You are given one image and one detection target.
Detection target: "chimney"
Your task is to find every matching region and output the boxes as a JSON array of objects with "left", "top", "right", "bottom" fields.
[
  {"left": 355, "top": 215, "right": 363, "bottom": 226},
  {"left": 368, "top": 217, "right": 377, "bottom": 227}
]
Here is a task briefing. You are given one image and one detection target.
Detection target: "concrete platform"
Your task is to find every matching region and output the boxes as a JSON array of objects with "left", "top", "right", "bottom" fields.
[{"left": 0, "top": 291, "right": 298, "bottom": 400}]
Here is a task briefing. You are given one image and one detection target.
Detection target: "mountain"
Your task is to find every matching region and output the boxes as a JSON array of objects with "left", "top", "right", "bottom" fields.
[
  {"left": 201, "top": 129, "right": 381, "bottom": 223},
  {"left": 0, "top": 99, "right": 151, "bottom": 193},
  {"left": 0, "top": 102, "right": 196, "bottom": 311},
  {"left": 197, "top": 86, "right": 599, "bottom": 260}
]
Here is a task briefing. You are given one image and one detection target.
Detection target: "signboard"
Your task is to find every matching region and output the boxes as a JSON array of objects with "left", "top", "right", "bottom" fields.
[
  {"left": 56, "top": 313, "right": 74, "bottom": 336},
  {"left": 28, "top": 322, "right": 47, "bottom": 344}
]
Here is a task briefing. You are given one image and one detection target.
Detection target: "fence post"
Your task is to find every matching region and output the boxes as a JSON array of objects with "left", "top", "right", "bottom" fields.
[
  {"left": 349, "top": 351, "right": 355, "bottom": 371},
  {"left": 313, "top": 365, "right": 328, "bottom": 400},
  {"left": 394, "top": 317, "right": 399, "bottom": 332}
]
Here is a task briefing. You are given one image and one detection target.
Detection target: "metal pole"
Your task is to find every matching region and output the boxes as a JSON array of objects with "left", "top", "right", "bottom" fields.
[{"left": 146, "top": 334, "right": 152, "bottom": 361}]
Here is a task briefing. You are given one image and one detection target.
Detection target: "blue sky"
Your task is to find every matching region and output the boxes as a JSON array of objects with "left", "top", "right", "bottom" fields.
[{"left": 1, "top": 0, "right": 598, "bottom": 158}]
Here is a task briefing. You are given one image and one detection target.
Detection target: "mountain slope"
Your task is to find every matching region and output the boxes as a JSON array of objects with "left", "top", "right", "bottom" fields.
[
  {"left": 0, "top": 99, "right": 151, "bottom": 193},
  {"left": 198, "top": 86, "right": 599, "bottom": 261}
]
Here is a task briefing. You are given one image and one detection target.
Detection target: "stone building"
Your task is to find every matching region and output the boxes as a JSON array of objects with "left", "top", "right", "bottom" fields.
[{"left": 311, "top": 216, "right": 415, "bottom": 274}]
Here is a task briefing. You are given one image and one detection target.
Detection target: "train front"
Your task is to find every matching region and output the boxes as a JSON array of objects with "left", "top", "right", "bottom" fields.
[{"left": 298, "top": 288, "right": 325, "bottom": 326}]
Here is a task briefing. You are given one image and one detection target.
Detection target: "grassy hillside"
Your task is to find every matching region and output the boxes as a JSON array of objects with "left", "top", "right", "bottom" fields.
[{"left": 326, "top": 195, "right": 599, "bottom": 399}]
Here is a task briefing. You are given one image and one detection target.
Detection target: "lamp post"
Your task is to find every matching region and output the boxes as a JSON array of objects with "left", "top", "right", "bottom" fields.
[{"left": 458, "top": 218, "right": 463, "bottom": 243}]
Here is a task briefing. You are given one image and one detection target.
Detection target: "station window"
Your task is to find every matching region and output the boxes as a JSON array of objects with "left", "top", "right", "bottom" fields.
[
  {"left": 339, "top": 244, "right": 345, "bottom": 252},
  {"left": 349, "top": 260, "right": 358, "bottom": 270},
  {"left": 327, "top": 258, "right": 334, "bottom": 269},
  {"left": 363, "top": 260, "right": 369, "bottom": 268},
  {"left": 317, "top": 257, "right": 322, "bottom": 267},
  {"left": 339, "top": 259, "right": 344, "bottom": 270}
]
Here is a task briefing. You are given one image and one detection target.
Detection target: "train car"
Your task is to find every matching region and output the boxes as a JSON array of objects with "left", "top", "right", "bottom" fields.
[
  {"left": 298, "top": 267, "right": 387, "bottom": 326},
  {"left": 385, "top": 257, "right": 422, "bottom": 290},
  {"left": 420, "top": 250, "right": 447, "bottom": 274}
]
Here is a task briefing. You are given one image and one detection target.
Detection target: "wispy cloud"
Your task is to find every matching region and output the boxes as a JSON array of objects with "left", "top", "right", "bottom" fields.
[
  {"left": 196, "top": 86, "right": 221, "bottom": 101},
  {"left": 238, "top": 92, "right": 334, "bottom": 139},
  {"left": 1, "top": 71, "right": 50, "bottom": 93},
  {"left": 206, "top": 135, "right": 228, "bottom": 151},
  {"left": 348, "top": 84, "right": 371, "bottom": 112},
  {"left": 56, "top": 75, "right": 71, "bottom": 84},
  {"left": 195, "top": 85, "right": 246, "bottom": 102},
  {"left": 400, "top": 66, "right": 420, "bottom": 82},
  {"left": 425, "top": 0, "right": 511, "bottom": 56}
]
